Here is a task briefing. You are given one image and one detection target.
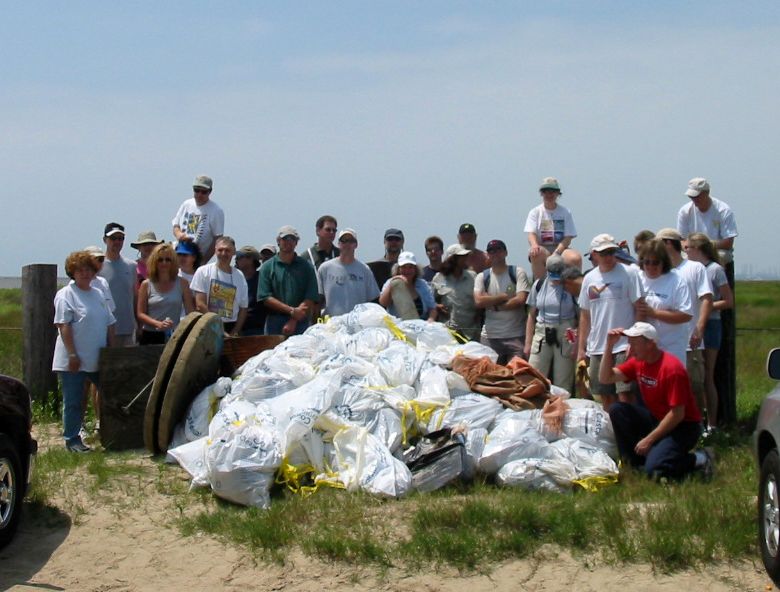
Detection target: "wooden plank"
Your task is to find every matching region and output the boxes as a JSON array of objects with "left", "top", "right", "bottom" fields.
[
  {"left": 157, "top": 313, "right": 224, "bottom": 452},
  {"left": 22, "top": 264, "right": 58, "bottom": 400},
  {"left": 220, "top": 334, "right": 285, "bottom": 376},
  {"left": 143, "top": 312, "right": 202, "bottom": 454},
  {"left": 99, "top": 344, "right": 165, "bottom": 450}
]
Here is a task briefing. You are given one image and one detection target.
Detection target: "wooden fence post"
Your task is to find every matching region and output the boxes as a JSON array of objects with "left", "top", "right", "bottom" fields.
[
  {"left": 22, "top": 264, "right": 58, "bottom": 401},
  {"left": 716, "top": 261, "right": 736, "bottom": 424}
]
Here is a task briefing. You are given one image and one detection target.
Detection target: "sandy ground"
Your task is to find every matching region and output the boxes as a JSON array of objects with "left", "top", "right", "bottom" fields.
[{"left": 0, "top": 428, "right": 775, "bottom": 592}]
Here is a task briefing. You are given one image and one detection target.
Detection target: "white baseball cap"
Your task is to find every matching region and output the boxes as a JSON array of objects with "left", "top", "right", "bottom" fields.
[
  {"left": 589, "top": 233, "right": 619, "bottom": 252},
  {"left": 397, "top": 251, "right": 417, "bottom": 266},
  {"left": 621, "top": 322, "right": 658, "bottom": 342},
  {"left": 444, "top": 243, "right": 471, "bottom": 259}
]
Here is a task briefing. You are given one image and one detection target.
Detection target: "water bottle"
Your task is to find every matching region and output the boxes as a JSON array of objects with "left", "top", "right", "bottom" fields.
[{"left": 164, "top": 317, "right": 173, "bottom": 341}]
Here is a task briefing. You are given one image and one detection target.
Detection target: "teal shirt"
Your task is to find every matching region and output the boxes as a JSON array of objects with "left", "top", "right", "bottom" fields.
[{"left": 258, "top": 255, "right": 318, "bottom": 308}]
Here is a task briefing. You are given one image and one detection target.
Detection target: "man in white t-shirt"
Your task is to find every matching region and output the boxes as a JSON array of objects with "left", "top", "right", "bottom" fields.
[
  {"left": 657, "top": 228, "right": 713, "bottom": 416},
  {"left": 676, "top": 177, "right": 738, "bottom": 264},
  {"left": 317, "top": 228, "right": 380, "bottom": 317},
  {"left": 524, "top": 177, "right": 578, "bottom": 280},
  {"left": 577, "top": 233, "right": 644, "bottom": 410},
  {"left": 190, "top": 236, "right": 248, "bottom": 337},
  {"left": 172, "top": 174, "right": 225, "bottom": 263},
  {"left": 474, "top": 239, "right": 531, "bottom": 365}
]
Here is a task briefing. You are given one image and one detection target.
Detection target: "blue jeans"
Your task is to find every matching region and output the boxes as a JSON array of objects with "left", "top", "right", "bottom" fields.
[
  {"left": 264, "top": 313, "right": 309, "bottom": 336},
  {"left": 59, "top": 371, "right": 99, "bottom": 445},
  {"left": 608, "top": 402, "right": 700, "bottom": 480}
]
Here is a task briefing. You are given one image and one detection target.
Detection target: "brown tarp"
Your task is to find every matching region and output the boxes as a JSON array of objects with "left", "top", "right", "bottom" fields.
[{"left": 451, "top": 355, "right": 551, "bottom": 411}]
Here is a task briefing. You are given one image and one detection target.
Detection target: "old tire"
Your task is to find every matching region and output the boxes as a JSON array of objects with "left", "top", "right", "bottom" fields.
[
  {"left": 760, "top": 449, "right": 780, "bottom": 586},
  {"left": 0, "top": 433, "right": 22, "bottom": 549}
]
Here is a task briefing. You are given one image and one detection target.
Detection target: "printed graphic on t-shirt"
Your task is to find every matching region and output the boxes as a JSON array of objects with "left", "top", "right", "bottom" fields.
[
  {"left": 639, "top": 374, "right": 658, "bottom": 388},
  {"left": 587, "top": 283, "right": 614, "bottom": 300},
  {"left": 208, "top": 278, "right": 236, "bottom": 319},
  {"left": 183, "top": 212, "right": 207, "bottom": 240},
  {"left": 540, "top": 217, "right": 565, "bottom": 245}
]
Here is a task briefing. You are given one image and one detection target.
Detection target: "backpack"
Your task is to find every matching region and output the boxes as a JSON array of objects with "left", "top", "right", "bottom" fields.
[{"left": 482, "top": 265, "right": 517, "bottom": 288}]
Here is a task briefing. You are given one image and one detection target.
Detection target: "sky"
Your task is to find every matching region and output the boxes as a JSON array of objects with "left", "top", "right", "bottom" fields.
[{"left": 3, "top": 1, "right": 779, "bottom": 278}]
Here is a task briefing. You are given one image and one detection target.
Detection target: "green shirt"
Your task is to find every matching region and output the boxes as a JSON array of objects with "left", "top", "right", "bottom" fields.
[{"left": 258, "top": 255, "right": 318, "bottom": 308}]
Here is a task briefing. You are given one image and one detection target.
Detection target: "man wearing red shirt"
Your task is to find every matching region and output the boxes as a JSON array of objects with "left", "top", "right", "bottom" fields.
[{"left": 599, "top": 322, "right": 713, "bottom": 480}]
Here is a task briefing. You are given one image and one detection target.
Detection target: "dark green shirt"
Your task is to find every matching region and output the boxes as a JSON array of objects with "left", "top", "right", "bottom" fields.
[{"left": 257, "top": 255, "right": 318, "bottom": 308}]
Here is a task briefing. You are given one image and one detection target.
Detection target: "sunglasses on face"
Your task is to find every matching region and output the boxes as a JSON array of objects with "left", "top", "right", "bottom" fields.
[
  {"left": 194, "top": 188, "right": 210, "bottom": 195},
  {"left": 158, "top": 257, "right": 173, "bottom": 263},
  {"left": 599, "top": 249, "right": 617, "bottom": 256},
  {"left": 338, "top": 238, "right": 356, "bottom": 244},
  {"left": 107, "top": 235, "right": 125, "bottom": 241}
]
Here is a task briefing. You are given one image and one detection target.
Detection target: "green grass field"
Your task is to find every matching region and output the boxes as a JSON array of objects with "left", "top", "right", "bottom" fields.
[{"left": 3, "top": 282, "right": 779, "bottom": 570}]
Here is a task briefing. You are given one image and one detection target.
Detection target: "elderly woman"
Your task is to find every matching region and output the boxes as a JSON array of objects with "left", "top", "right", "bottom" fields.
[
  {"left": 379, "top": 251, "right": 436, "bottom": 321},
  {"left": 431, "top": 244, "right": 480, "bottom": 341},
  {"left": 524, "top": 254, "right": 578, "bottom": 390},
  {"left": 636, "top": 239, "right": 693, "bottom": 366},
  {"left": 684, "top": 232, "right": 734, "bottom": 430},
  {"left": 524, "top": 177, "right": 578, "bottom": 280},
  {"left": 53, "top": 251, "right": 116, "bottom": 452},
  {"left": 137, "top": 243, "right": 195, "bottom": 344}
]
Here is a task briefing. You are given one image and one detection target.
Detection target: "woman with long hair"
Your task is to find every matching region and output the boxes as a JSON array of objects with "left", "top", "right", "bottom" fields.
[
  {"left": 684, "top": 232, "right": 734, "bottom": 429},
  {"left": 431, "top": 245, "right": 480, "bottom": 340},
  {"left": 137, "top": 243, "right": 195, "bottom": 344}
]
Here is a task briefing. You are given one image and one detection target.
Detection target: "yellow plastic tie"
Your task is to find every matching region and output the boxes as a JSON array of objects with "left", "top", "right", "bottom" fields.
[
  {"left": 447, "top": 328, "right": 469, "bottom": 344},
  {"left": 572, "top": 474, "right": 619, "bottom": 492},
  {"left": 383, "top": 316, "right": 408, "bottom": 342}
]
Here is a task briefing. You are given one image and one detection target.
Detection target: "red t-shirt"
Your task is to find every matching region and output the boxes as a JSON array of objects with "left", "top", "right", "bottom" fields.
[{"left": 617, "top": 352, "right": 702, "bottom": 422}]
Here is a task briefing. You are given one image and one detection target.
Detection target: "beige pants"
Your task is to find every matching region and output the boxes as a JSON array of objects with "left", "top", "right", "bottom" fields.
[{"left": 528, "top": 319, "right": 576, "bottom": 393}]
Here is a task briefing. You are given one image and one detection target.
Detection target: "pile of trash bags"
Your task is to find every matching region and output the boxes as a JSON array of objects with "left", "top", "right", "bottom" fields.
[{"left": 166, "top": 304, "right": 618, "bottom": 509}]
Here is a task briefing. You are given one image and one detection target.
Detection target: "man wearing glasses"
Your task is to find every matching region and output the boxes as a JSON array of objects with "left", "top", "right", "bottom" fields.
[
  {"left": 676, "top": 177, "right": 738, "bottom": 266},
  {"left": 302, "top": 215, "right": 340, "bottom": 270},
  {"left": 171, "top": 174, "right": 225, "bottom": 263},
  {"left": 317, "top": 228, "right": 380, "bottom": 317},
  {"left": 258, "top": 226, "right": 318, "bottom": 336},
  {"left": 99, "top": 222, "right": 138, "bottom": 346},
  {"left": 577, "top": 234, "right": 644, "bottom": 410}
]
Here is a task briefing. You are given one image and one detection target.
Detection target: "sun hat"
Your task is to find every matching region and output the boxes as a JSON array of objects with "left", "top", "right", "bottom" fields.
[
  {"left": 131, "top": 231, "right": 164, "bottom": 249},
  {"left": 236, "top": 245, "right": 261, "bottom": 263},
  {"left": 685, "top": 177, "right": 710, "bottom": 197},
  {"left": 589, "top": 233, "right": 619, "bottom": 252},
  {"left": 539, "top": 177, "right": 561, "bottom": 192},
  {"left": 193, "top": 175, "right": 213, "bottom": 190},
  {"left": 621, "top": 322, "right": 659, "bottom": 342},
  {"left": 397, "top": 251, "right": 417, "bottom": 266}
]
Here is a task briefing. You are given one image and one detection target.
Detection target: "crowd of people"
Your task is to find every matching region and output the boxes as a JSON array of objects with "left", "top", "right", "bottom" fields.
[{"left": 52, "top": 174, "right": 738, "bottom": 482}]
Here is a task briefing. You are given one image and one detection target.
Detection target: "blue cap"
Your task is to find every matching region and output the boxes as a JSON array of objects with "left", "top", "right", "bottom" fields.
[{"left": 175, "top": 241, "right": 198, "bottom": 256}]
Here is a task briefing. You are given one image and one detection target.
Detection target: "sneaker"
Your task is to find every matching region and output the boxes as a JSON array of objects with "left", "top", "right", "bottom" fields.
[
  {"left": 700, "top": 447, "right": 715, "bottom": 482},
  {"left": 66, "top": 438, "right": 92, "bottom": 453}
]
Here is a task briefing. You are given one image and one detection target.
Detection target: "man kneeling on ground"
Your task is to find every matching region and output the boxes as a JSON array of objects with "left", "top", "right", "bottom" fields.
[{"left": 598, "top": 322, "right": 714, "bottom": 481}]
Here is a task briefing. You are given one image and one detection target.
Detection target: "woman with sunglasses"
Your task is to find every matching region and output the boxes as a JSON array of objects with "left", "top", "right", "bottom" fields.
[
  {"left": 636, "top": 239, "right": 693, "bottom": 366},
  {"left": 136, "top": 243, "right": 195, "bottom": 344},
  {"left": 683, "top": 232, "right": 734, "bottom": 429}
]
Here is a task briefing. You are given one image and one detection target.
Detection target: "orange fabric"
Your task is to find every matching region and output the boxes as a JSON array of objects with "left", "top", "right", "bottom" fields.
[{"left": 451, "top": 355, "right": 551, "bottom": 411}]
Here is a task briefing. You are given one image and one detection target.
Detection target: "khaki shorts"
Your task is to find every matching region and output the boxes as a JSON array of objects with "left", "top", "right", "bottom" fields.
[
  {"left": 686, "top": 349, "right": 705, "bottom": 393},
  {"left": 588, "top": 351, "right": 632, "bottom": 396}
]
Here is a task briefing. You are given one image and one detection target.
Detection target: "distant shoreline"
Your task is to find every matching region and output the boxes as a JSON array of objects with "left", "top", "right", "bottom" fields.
[{"left": 0, "top": 277, "right": 69, "bottom": 289}]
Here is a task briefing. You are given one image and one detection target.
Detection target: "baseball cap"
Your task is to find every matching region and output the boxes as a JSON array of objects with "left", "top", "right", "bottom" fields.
[
  {"left": 397, "top": 251, "right": 417, "bottom": 266},
  {"left": 615, "top": 248, "right": 638, "bottom": 265},
  {"left": 589, "top": 233, "right": 619, "bottom": 252},
  {"left": 193, "top": 175, "right": 213, "bottom": 190},
  {"left": 384, "top": 228, "right": 404, "bottom": 240},
  {"left": 236, "top": 245, "right": 261, "bottom": 262},
  {"left": 685, "top": 177, "right": 710, "bottom": 198},
  {"left": 621, "top": 322, "right": 658, "bottom": 342},
  {"left": 458, "top": 223, "right": 477, "bottom": 234},
  {"left": 175, "top": 241, "right": 198, "bottom": 256},
  {"left": 539, "top": 177, "right": 561, "bottom": 192},
  {"left": 103, "top": 222, "right": 125, "bottom": 237},
  {"left": 486, "top": 239, "right": 507, "bottom": 252},
  {"left": 131, "top": 231, "right": 164, "bottom": 249},
  {"left": 655, "top": 228, "right": 683, "bottom": 242},
  {"left": 259, "top": 243, "right": 277, "bottom": 255},
  {"left": 84, "top": 245, "right": 105, "bottom": 258},
  {"left": 337, "top": 228, "right": 358, "bottom": 242},
  {"left": 445, "top": 244, "right": 471, "bottom": 259},
  {"left": 546, "top": 254, "right": 565, "bottom": 280},
  {"left": 277, "top": 225, "right": 300, "bottom": 240}
]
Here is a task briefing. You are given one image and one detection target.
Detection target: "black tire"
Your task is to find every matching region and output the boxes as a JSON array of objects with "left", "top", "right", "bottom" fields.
[
  {"left": 0, "top": 433, "right": 23, "bottom": 549},
  {"left": 760, "top": 449, "right": 780, "bottom": 586}
]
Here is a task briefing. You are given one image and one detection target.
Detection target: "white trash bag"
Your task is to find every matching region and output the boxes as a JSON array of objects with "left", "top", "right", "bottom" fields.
[
  {"left": 551, "top": 438, "right": 619, "bottom": 479},
  {"left": 479, "top": 414, "right": 555, "bottom": 475},
  {"left": 496, "top": 457, "right": 578, "bottom": 492},
  {"left": 427, "top": 393, "right": 502, "bottom": 433},
  {"left": 183, "top": 377, "right": 232, "bottom": 441},
  {"left": 167, "top": 436, "right": 210, "bottom": 487},
  {"left": 376, "top": 341, "right": 426, "bottom": 386},
  {"left": 561, "top": 406, "right": 617, "bottom": 458}
]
